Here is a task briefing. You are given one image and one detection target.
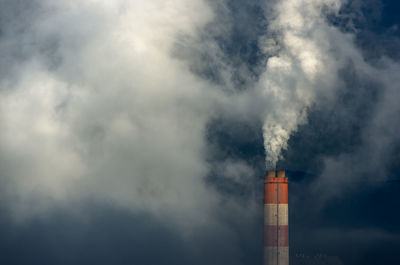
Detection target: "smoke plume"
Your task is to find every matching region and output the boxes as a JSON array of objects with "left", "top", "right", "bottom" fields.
[
  {"left": 259, "top": 0, "right": 400, "bottom": 199},
  {"left": 259, "top": 0, "right": 343, "bottom": 168}
]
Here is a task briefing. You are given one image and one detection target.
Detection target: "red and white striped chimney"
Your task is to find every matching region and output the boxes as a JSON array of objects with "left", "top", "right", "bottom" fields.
[{"left": 264, "top": 170, "right": 289, "bottom": 265}]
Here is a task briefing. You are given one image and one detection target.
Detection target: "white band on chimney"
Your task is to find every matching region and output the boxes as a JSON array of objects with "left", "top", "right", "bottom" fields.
[{"left": 264, "top": 204, "right": 289, "bottom": 226}]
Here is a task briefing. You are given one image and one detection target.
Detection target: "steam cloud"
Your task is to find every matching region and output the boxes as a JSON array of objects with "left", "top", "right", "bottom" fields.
[
  {"left": 259, "top": 0, "right": 343, "bottom": 168},
  {"left": 0, "top": 0, "right": 225, "bottom": 227},
  {"left": 259, "top": 0, "right": 400, "bottom": 195}
]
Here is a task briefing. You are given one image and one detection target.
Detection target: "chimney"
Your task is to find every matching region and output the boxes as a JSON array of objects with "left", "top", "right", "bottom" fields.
[{"left": 264, "top": 170, "right": 289, "bottom": 265}]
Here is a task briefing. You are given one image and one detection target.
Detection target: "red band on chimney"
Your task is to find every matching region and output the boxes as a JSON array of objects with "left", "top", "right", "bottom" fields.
[
  {"left": 264, "top": 225, "right": 289, "bottom": 247},
  {"left": 264, "top": 178, "right": 288, "bottom": 204}
]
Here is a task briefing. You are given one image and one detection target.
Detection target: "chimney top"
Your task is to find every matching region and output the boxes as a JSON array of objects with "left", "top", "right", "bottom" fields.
[
  {"left": 266, "top": 170, "right": 286, "bottom": 177},
  {"left": 276, "top": 170, "right": 285, "bottom": 178}
]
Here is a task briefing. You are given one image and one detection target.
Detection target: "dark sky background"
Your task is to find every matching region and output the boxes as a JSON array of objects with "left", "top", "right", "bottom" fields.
[{"left": 0, "top": 0, "right": 400, "bottom": 265}]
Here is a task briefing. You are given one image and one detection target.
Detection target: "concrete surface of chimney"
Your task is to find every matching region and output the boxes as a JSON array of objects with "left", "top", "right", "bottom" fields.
[{"left": 264, "top": 170, "right": 289, "bottom": 265}]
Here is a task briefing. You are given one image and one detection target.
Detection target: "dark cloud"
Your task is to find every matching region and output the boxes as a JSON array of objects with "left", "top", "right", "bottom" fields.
[
  {"left": 0, "top": 202, "right": 264, "bottom": 265},
  {"left": 0, "top": 205, "right": 189, "bottom": 265}
]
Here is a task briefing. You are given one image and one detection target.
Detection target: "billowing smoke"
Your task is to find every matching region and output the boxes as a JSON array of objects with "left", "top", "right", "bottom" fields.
[
  {"left": 259, "top": 0, "right": 343, "bottom": 168},
  {"left": 0, "top": 2, "right": 264, "bottom": 251},
  {"left": 0, "top": 0, "right": 227, "bottom": 228},
  {"left": 259, "top": 0, "right": 400, "bottom": 198}
]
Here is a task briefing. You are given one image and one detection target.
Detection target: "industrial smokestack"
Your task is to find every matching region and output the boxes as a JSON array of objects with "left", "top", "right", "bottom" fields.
[{"left": 264, "top": 170, "right": 289, "bottom": 265}]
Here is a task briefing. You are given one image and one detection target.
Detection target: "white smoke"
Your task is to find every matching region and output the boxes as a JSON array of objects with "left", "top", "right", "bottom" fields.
[
  {"left": 0, "top": 0, "right": 228, "bottom": 228},
  {"left": 259, "top": 0, "right": 345, "bottom": 168},
  {"left": 258, "top": 0, "right": 400, "bottom": 201}
]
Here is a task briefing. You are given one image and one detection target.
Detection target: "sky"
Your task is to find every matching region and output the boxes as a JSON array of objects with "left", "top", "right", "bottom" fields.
[{"left": 0, "top": 0, "right": 399, "bottom": 264}]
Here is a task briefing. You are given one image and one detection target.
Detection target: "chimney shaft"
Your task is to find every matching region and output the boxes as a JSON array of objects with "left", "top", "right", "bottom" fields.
[{"left": 264, "top": 170, "right": 289, "bottom": 265}]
